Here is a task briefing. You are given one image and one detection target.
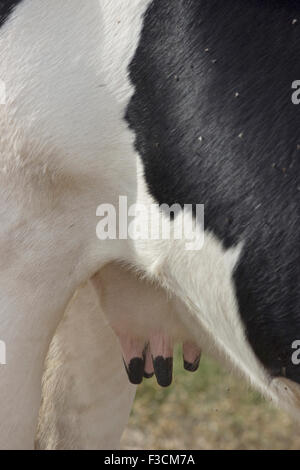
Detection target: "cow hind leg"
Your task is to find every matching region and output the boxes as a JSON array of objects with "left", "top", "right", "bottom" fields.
[{"left": 36, "top": 280, "right": 136, "bottom": 450}]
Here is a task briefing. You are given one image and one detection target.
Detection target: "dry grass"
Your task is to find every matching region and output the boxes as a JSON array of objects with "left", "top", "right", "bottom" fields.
[{"left": 122, "top": 348, "right": 300, "bottom": 450}]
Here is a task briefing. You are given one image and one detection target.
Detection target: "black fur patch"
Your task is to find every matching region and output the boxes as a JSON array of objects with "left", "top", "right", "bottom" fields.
[
  {"left": 0, "top": 1, "right": 23, "bottom": 27},
  {"left": 126, "top": 1, "right": 300, "bottom": 382}
]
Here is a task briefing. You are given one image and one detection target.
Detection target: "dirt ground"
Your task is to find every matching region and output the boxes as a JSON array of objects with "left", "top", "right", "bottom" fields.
[{"left": 122, "top": 350, "right": 300, "bottom": 450}]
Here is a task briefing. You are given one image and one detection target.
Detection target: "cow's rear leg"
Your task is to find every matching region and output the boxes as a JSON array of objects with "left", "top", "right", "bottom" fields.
[
  {"left": 37, "top": 281, "right": 136, "bottom": 450},
  {"left": 93, "top": 263, "right": 202, "bottom": 388},
  {"left": 0, "top": 250, "right": 77, "bottom": 448},
  {"left": 0, "top": 202, "right": 109, "bottom": 449}
]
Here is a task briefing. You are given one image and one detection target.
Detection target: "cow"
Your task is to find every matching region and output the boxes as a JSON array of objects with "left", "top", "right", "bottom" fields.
[{"left": 0, "top": 0, "right": 300, "bottom": 450}]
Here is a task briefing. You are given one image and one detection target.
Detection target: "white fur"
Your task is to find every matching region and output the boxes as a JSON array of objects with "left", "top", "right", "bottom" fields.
[
  {"left": 36, "top": 279, "right": 136, "bottom": 450},
  {"left": 0, "top": 0, "right": 299, "bottom": 450}
]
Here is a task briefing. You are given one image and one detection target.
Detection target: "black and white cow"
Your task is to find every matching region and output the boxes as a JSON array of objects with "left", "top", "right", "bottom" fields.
[{"left": 0, "top": 0, "right": 300, "bottom": 450}]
